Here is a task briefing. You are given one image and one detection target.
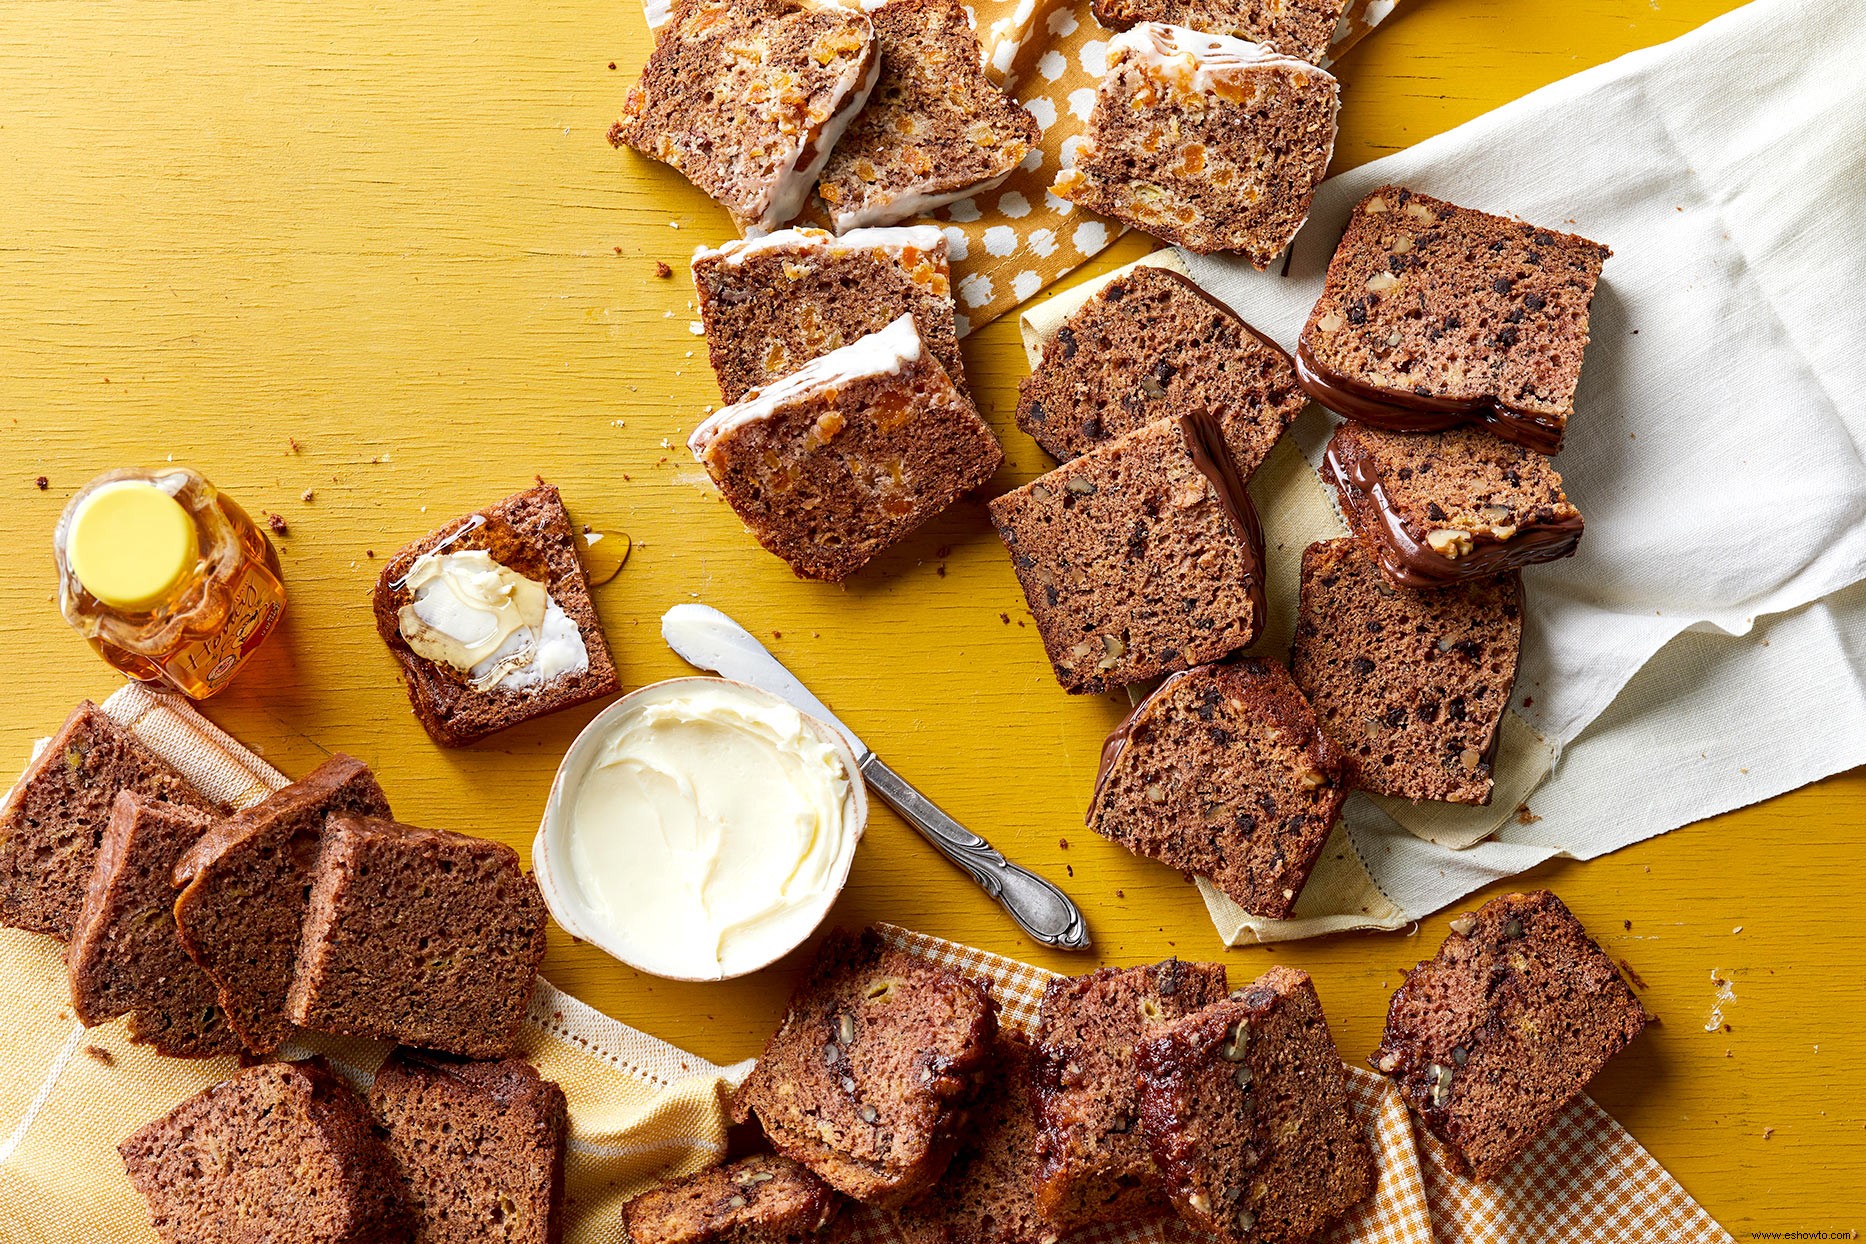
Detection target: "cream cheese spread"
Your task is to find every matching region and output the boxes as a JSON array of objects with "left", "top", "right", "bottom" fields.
[
  {"left": 543, "top": 678, "right": 864, "bottom": 980},
  {"left": 398, "top": 551, "right": 588, "bottom": 692}
]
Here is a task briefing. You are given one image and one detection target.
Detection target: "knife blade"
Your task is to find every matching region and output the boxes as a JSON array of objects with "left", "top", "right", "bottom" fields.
[{"left": 661, "top": 604, "right": 1090, "bottom": 951}]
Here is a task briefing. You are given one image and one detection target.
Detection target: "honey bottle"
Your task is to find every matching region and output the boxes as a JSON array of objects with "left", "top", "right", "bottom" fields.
[{"left": 53, "top": 467, "right": 287, "bottom": 698}]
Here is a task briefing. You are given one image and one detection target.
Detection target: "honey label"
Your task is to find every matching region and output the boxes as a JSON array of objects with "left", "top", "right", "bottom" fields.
[{"left": 159, "top": 564, "right": 286, "bottom": 693}]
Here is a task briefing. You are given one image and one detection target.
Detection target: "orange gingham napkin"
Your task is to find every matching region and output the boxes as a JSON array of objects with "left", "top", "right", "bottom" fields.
[
  {"left": 858, "top": 922, "right": 1734, "bottom": 1244},
  {"left": 639, "top": 0, "right": 1404, "bottom": 332}
]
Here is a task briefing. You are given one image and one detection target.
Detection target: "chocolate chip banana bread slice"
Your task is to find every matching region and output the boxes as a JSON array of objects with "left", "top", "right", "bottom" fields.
[
  {"left": 287, "top": 815, "right": 548, "bottom": 1059},
  {"left": 171, "top": 752, "right": 391, "bottom": 1055},
  {"left": 690, "top": 314, "right": 1003, "bottom": 582},
  {"left": 1372, "top": 890, "right": 1650, "bottom": 1179},
  {"left": 613, "top": 0, "right": 879, "bottom": 235},
  {"left": 1324, "top": 422, "right": 1584, "bottom": 589},
  {"left": 818, "top": 0, "right": 1038, "bottom": 231},
  {"left": 1089, "top": 659, "right": 1346, "bottom": 920},
  {"left": 1089, "top": 0, "right": 1348, "bottom": 64},
  {"left": 1139, "top": 968, "right": 1374, "bottom": 1244},
  {"left": 1052, "top": 25, "right": 1338, "bottom": 265},
  {"left": 1033, "top": 959, "right": 1230, "bottom": 1231},
  {"left": 1016, "top": 266, "right": 1303, "bottom": 475},
  {"left": 733, "top": 928, "right": 999, "bottom": 1208},
  {"left": 1297, "top": 186, "right": 1611, "bottom": 453},
  {"left": 1289, "top": 539, "right": 1522, "bottom": 805},
  {"left": 66, "top": 792, "right": 239, "bottom": 1057},
  {"left": 624, "top": 1155, "right": 845, "bottom": 1244},
  {"left": 694, "top": 225, "right": 963, "bottom": 403},
  {"left": 990, "top": 414, "right": 1266, "bottom": 694},
  {"left": 0, "top": 700, "right": 212, "bottom": 939},
  {"left": 370, "top": 1048, "right": 569, "bottom": 1244},
  {"left": 120, "top": 1059, "right": 410, "bottom": 1244},
  {"left": 372, "top": 484, "right": 620, "bottom": 748},
  {"left": 890, "top": 1033, "right": 1050, "bottom": 1244}
]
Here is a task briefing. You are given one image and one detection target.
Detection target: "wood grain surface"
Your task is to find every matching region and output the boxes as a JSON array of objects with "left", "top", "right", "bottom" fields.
[{"left": 2, "top": 0, "right": 1862, "bottom": 1234}]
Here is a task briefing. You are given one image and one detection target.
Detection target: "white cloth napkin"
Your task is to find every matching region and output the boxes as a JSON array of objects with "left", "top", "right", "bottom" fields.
[{"left": 1167, "top": 0, "right": 1866, "bottom": 934}]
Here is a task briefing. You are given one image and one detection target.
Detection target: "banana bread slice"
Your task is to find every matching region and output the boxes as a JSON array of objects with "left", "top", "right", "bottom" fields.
[
  {"left": 989, "top": 414, "right": 1267, "bottom": 694},
  {"left": 1015, "top": 266, "right": 1303, "bottom": 475},
  {"left": 287, "top": 815, "right": 548, "bottom": 1059},
  {"left": 890, "top": 1033, "right": 1052, "bottom": 1244},
  {"left": 171, "top": 752, "right": 391, "bottom": 1055},
  {"left": 1033, "top": 959, "right": 1230, "bottom": 1231},
  {"left": 1289, "top": 538, "right": 1522, "bottom": 805},
  {"left": 1089, "top": 659, "right": 1347, "bottom": 920},
  {"left": 613, "top": 0, "right": 878, "bottom": 235},
  {"left": 1088, "top": 0, "right": 1348, "bottom": 64},
  {"left": 1138, "top": 968, "right": 1374, "bottom": 1244},
  {"left": 1297, "top": 186, "right": 1611, "bottom": 453},
  {"left": 119, "top": 1059, "right": 410, "bottom": 1244},
  {"left": 733, "top": 928, "right": 999, "bottom": 1208},
  {"left": 689, "top": 315, "right": 1003, "bottom": 582},
  {"left": 623, "top": 1155, "right": 846, "bottom": 1244},
  {"left": 370, "top": 1048, "right": 568, "bottom": 1244},
  {"left": 1324, "top": 422, "right": 1584, "bottom": 588},
  {"left": 817, "top": 0, "right": 1039, "bottom": 231},
  {"left": 0, "top": 700, "right": 212, "bottom": 939},
  {"left": 66, "top": 792, "right": 239, "bottom": 1057},
  {"left": 372, "top": 484, "right": 620, "bottom": 747},
  {"left": 693, "top": 225, "right": 963, "bottom": 403},
  {"left": 1052, "top": 25, "right": 1338, "bottom": 265},
  {"left": 1371, "top": 890, "right": 1650, "bottom": 1179}
]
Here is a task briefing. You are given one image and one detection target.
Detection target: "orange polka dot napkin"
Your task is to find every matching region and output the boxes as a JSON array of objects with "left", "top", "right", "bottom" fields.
[{"left": 640, "top": 0, "right": 1403, "bottom": 333}]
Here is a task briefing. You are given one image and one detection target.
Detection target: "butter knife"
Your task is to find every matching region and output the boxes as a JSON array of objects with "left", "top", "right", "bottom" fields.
[{"left": 661, "top": 604, "right": 1091, "bottom": 951}]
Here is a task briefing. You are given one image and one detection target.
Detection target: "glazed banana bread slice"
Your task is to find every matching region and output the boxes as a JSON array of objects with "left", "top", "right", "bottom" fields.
[
  {"left": 613, "top": 0, "right": 878, "bottom": 235},
  {"left": 1372, "top": 890, "right": 1650, "bottom": 1179},
  {"left": 623, "top": 1155, "right": 846, "bottom": 1244},
  {"left": 1289, "top": 538, "right": 1522, "bottom": 805},
  {"left": 889, "top": 1032, "right": 1054, "bottom": 1244},
  {"left": 1296, "top": 186, "right": 1611, "bottom": 453},
  {"left": 690, "top": 314, "right": 1003, "bottom": 582},
  {"left": 66, "top": 792, "right": 240, "bottom": 1057},
  {"left": 1052, "top": 25, "right": 1338, "bottom": 265},
  {"left": 1138, "top": 968, "right": 1374, "bottom": 1244},
  {"left": 1033, "top": 959, "right": 1230, "bottom": 1231},
  {"left": 693, "top": 225, "right": 963, "bottom": 403},
  {"left": 0, "top": 700, "right": 212, "bottom": 939},
  {"left": 171, "top": 752, "right": 391, "bottom": 1055},
  {"left": 370, "top": 1048, "right": 569, "bottom": 1244},
  {"left": 990, "top": 414, "right": 1267, "bottom": 694},
  {"left": 1089, "top": 0, "right": 1348, "bottom": 63},
  {"left": 287, "top": 815, "right": 548, "bottom": 1059},
  {"left": 817, "top": 0, "right": 1039, "bottom": 231},
  {"left": 119, "top": 1059, "right": 410, "bottom": 1244},
  {"left": 1015, "top": 266, "right": 1303, "bottom": 475},
  {"left": 733, "top": 928, "right": 999, "bottom": 1208},
  {"left": 1089, "top": 659, "right": 1347, "bottom": 920},
  {"left": 1324, "top": 421, "right": 1584, "bottom": 589}
]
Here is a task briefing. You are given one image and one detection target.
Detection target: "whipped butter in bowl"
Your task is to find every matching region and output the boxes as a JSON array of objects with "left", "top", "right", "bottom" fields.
[{"left": 534, "top": 677, "right": 866, "bottom": 981}]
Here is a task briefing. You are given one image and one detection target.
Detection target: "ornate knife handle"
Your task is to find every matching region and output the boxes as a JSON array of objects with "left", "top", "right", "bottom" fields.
[{"left": 858, "top": 754, "right": 1091, "bottom": 951}]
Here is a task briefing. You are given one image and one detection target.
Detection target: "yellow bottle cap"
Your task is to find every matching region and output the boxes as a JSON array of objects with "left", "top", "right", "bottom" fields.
[{"left": 66, "top": 481, "right": 200, "bottom": 611}]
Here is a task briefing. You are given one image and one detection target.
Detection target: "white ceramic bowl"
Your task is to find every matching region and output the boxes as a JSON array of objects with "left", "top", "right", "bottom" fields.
[{"left": 533, "top": 675, "right": 868, "bottom": 982}]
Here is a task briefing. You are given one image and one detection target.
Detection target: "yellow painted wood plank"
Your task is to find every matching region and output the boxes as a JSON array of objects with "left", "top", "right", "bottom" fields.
[{"left": 1, "top": 0, "right": 1861, "bottom": 1232}]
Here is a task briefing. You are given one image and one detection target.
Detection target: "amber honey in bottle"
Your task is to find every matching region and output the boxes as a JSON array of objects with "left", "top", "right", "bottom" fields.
[{"left": 53, "top": 467, "right": 286, "bottom": 698}]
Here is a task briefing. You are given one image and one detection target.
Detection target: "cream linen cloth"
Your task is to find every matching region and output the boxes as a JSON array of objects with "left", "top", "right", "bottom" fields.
[
  {"left": 0, "top": 684, "right": 753, "bottom": 1244},
  {"left": 1022, "top": 0, "right": 1866, "bottom": 943},
  {"left": 634, "top": 0, "right": 1401, "bottom": 332}
]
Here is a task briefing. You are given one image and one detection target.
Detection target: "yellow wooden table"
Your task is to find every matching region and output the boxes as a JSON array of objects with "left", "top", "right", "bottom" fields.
[{"left": 2, "top": 0, "right": 1861, "bottom": 1234}]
